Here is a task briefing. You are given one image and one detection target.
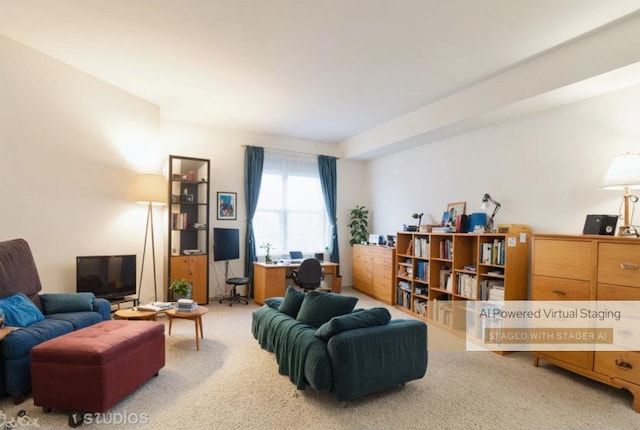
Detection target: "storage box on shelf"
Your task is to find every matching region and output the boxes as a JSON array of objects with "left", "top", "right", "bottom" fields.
[
  {"left": 395, "top": 228, "right": 530, "bottom": 334},
  {"left": 532, "top": 234, "right": 640, "bottom": 412}
]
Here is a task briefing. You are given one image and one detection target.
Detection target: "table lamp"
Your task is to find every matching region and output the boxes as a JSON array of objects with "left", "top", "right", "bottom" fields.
[
  {"left": 602, "top": 152, "right": 640, "bottom": 236},
  {"left": 481, "top": 193, "right": 501, "bottom": 232}
]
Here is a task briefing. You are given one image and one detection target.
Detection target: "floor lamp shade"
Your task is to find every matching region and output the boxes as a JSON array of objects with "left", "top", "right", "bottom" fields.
[
  {"left": 134, "top": 173, "right": 166, "bottom": 303},
  {"left": 134, "top": 174, "right": 168, "bottom": 205}
]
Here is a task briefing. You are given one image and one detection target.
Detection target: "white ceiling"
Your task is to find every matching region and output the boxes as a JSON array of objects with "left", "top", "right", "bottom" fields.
[{"left": 2, "top": 0, "right": 640, "bottom": 146}]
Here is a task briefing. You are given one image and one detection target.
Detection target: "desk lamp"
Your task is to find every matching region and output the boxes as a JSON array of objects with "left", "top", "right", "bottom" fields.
[
  {"left": 134, "top": 174, "right": 167, "bottom": 302},
  {"left": 481, "top": 193, "right": 501, "bottom": 232},
  {"left": 602, "top": 152, "right": 640, "bottom": 235}
]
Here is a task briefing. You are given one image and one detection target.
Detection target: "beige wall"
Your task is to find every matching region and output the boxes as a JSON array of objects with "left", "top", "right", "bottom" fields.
[{"left": 0, "top": 34, "right": 163, "bottom": 302}]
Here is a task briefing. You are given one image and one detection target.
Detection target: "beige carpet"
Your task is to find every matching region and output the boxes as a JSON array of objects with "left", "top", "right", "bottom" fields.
[{"left": 1, "top": 287, "right": 639, "bottom": 429}]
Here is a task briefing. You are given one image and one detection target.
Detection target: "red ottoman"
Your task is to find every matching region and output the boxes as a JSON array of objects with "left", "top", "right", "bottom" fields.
[{"left": 30, "top": 320, "right": 165, "bottom": 413}]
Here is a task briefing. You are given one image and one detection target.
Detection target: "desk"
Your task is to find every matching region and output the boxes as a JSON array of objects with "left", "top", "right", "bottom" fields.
[{"left": 253, "top": 261, "right": 340, "bottom": 304}]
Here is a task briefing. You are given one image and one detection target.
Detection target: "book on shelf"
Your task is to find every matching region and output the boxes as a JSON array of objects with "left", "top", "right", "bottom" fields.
[{"left": 481, "top": 279, "right": 505, "bottom": 301}]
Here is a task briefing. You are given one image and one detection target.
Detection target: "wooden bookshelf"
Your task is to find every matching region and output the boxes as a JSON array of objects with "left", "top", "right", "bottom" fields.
[{"left": 394, "top": 228, "right": 530, "bottom": 332}]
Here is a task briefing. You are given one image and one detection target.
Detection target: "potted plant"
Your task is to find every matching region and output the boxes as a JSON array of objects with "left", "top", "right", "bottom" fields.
[
  {"left": 260, "top": 242, "right": 274, "bottom": 263},
  {"left": 348, "top": 205, "right": 369, "bottom": 245},
  {"left": 169, "top": 279, "right": 192, "bottom": 301}
]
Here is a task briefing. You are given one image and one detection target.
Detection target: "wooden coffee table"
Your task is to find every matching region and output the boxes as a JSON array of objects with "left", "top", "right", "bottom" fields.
[
  {"left": 114, "top": 308, "right": 160, "bottom": 321},
  {"left": 165, "top": 306, "right": 209, "bottom": 351}
]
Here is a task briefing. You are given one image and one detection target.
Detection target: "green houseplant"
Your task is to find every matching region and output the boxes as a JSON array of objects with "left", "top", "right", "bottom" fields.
[
  {"left": 169, "top": 279, "right": 192, "bottom": 300},
  {"left": 260, "top": 242, "right": 274, "bottom": 263},
  {"left": 348, "top": 205, "right": 369, "bottom": 245}
]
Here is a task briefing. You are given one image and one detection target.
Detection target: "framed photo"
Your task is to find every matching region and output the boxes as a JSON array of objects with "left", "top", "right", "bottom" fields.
[
  {"left": 446, "top": 201, "right": 466, "bottom": 228},
  {"left": 217, "top": 192, "right": 237, "bottom": 220}
]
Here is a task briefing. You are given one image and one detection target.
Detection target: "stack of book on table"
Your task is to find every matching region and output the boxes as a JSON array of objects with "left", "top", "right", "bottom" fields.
[
  {"left": 138, "top": 302, "right": 172, "bottom": 312},
  {"left": 177, "top": 298, "right": 197, "bottom": 312}
]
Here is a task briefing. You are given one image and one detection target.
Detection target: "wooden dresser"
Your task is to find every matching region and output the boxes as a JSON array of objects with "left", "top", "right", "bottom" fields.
[
  {"left": 532, "top": 234, "right": 640, "bottom": 412},
  {"left": 352, "top": 245, "right": 396, "bottom": 304}
]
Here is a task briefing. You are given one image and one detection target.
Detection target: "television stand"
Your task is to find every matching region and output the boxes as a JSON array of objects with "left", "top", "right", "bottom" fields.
[{"left": 108, "top": 297, "right": 139, "bottom": 313}]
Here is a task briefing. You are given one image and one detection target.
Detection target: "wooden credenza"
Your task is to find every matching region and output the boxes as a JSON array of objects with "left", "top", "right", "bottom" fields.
[
  {"left": 170, "top": 255, "right": 208, "bottom": 305},
  {"left": 532, "top": 234, "right": 640, "bottom": 412},
  {"left": 352, "top": 245, "right": 396, "bottom": 304}
]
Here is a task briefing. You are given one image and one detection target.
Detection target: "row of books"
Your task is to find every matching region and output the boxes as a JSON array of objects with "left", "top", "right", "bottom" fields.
[
  {"left": 414, "top": 299, "right": 428, "bottom": 317},
  {"left": 416, "top": 261, "right": 429, "bottom": 281},
  {"left": 480, "top": 239, "right": 506, "bottom": 265},
  {"left": 481, "top": 279, "right": 504, "bottom": 301},
  {"left": 431, "top": 298, "right": 453, "bottom": 325},
  {"left": 396, "top": 287, "right": 411, "bottom": 309},
  {"left": 414, "top": 238, "right": 430, "bottom": 258},
  {"left": 456, "top": 273, "right": 477, "bottom": 299},
  {"left": 171, "top": 212, "right": 188, "bottom": 230},
  {"left": 439, "top": 239, "right": 453, "bottom": 259}
]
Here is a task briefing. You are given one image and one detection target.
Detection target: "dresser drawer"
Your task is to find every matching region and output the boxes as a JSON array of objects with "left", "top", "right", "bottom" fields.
[
  {"left": 597, "top": 283, "right": 640, "bottom": 300},
  {"left": 533, "top": 239, "right": 593, "bottom": 280},
  {"left": 532, "top": 275, "right": 590, "bottom": 300},
  {"left": 598, "top": 243, "right": 640, "bottom": 288},
  {"left": 595, "top": 351, "right": 640, "bottom": 385},
  {"left": 536, "top": 351, "right": 591, "bottom": 370}
]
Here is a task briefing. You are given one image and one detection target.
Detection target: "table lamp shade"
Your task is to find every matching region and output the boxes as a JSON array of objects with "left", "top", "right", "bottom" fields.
[
  {"left": 602, "top": 153, "right": 640, "bottom": 190},
  {"left": 134, "top": 174, "right": 167, "bottom": 205}
]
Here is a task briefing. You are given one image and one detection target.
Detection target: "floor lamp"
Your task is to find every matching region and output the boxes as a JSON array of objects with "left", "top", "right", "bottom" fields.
[{"left": 134, "top": 174, "right": 167, "bottom": 303}]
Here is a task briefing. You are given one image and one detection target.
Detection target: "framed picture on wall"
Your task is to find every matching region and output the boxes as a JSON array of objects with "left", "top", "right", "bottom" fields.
[{"left": 217, "top": 192, "right": 237, "bottom": 220}]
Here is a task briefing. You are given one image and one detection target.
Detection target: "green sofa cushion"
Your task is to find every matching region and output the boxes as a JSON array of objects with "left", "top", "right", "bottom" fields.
[
  {"left": 296, "top": 291, "right": 358, "bottom": 328},
  {"left": 315, "top": 307, "right": 391, "bottom": 341},
  {"left": 264, "top": 297, "right": 283, "bottom": 309},
  {"left": 278, "top": 286, "right": 305, "bottom": 317},
  {"left": 40, "top": 293, "right": 95, "bottom": 314},
  {"left": 0, "top": 292, "right": 45, "bottom": 327}
]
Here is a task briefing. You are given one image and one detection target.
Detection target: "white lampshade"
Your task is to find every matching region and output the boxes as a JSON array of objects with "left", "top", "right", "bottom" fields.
[
  {"left": 602, "top": 153, "right": 640, "bottom": 190},
  {"left": 134, "top": 174, "right": 167, "bottom": 205}
]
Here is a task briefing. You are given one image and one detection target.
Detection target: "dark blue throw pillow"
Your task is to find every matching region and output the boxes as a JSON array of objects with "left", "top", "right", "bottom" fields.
[
  {"left": 315, "top": 307, "right": 391, "bottom": 341},
  {"left": 278, "top": 286, "right": 306, "bottom": 317}
]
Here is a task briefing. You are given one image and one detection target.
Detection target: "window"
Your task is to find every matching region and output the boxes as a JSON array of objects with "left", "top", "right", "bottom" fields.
[{"left": 254, "top": 150, "right": 329, "bottom": 258}]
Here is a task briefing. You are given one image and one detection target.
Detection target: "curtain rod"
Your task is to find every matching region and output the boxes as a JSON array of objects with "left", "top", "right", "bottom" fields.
[{"left": 241, "top": 145, "right": 340, "bottom": 160}]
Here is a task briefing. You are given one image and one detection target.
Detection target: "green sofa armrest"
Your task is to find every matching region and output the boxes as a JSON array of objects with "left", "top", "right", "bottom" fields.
[{"left": 327, "top": 319, "right": 427, "bottom": 401}]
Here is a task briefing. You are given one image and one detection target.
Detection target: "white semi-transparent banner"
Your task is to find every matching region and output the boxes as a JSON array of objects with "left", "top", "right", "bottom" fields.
[{"left": 465, "top": 301, "right": 640, "bottom": 352}]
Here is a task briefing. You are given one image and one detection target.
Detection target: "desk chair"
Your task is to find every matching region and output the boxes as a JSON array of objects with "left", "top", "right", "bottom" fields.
[
  {"left": 290, "top": 258, "right": 324, "bottom": 291},
  {"left": 219, "top": 276, "right": 250, "bottom": 306}
]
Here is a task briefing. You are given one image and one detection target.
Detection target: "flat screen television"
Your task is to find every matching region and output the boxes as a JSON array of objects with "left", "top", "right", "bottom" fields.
[
  {"left": 76, "top": 255, "right": 136, "bottom": 300},
  {"left": 213, "top": 228, "right": 240, "bottom": 261}
]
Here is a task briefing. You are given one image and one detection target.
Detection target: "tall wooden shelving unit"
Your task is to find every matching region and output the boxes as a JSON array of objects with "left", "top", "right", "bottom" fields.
[
  {"left": 167, "top": 155, "right": 210, "bottom": 304},
  {"left": 395, "top": 228, "right": 530, "bottom": 332}
]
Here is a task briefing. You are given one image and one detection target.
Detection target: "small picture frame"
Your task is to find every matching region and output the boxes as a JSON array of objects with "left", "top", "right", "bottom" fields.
[
  {"left": 217, "top": 192, "right": 237, "bottom": 220},
  {"left": 446, "top": 201, "right": 466, "bottom": 227}
]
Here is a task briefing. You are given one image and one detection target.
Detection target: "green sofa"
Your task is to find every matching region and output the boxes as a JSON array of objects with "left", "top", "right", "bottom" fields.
[{"left": 252, "top": 288, "right": 428, "bottom": 401}]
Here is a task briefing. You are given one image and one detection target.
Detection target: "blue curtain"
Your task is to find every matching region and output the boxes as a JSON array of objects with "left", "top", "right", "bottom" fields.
[
  {"left": 318, "top": 155, "right": 340, "bottom": 265},
  {"left": 244, "top": 146, "right": 264, "bottom": 298}
]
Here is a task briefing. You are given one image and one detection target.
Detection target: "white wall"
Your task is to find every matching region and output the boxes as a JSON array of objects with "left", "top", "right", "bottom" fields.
[
  {"left": 367, "top": 84, "right": 640, "bottom": 238},
  {"left": 0, "top": 34, "right": 164, "bottom": 302}
]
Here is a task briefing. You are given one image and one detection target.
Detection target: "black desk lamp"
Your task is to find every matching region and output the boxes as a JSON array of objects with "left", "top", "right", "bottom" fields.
[
  {"left": 412, "top": 212, "right": 423, "bottom": 228},
  {"left": 481, "top": 193, "right": 501, "bottom": 232}
]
